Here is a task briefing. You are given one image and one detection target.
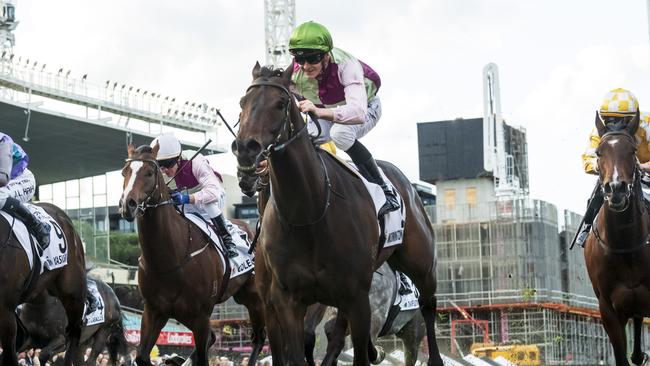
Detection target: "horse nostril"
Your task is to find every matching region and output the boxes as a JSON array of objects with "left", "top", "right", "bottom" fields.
[
  {"left": 246, "top": 139, "right": 262, "bottom": 156},
  {"left": 127, "top": 199, "right": 137, "bottom": 211}
]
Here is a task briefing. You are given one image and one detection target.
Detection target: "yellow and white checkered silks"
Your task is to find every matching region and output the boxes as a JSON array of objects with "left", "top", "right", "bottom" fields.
[
  {"left": 582, "top": 111, "right": 650, "bottom": 174},
  {"left": 599, "top": 88, "right": 639, "bottom": 117}
]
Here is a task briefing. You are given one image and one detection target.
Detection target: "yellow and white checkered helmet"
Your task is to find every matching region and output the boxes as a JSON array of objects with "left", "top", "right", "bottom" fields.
[{"left": 599, "top": 88, "right": 639, "bottom": 118}]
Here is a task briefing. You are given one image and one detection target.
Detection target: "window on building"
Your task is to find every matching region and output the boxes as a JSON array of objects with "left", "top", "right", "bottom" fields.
[
  {"left": 444, "top": 189, "right": 456, "bottom": 210},
  {"left": 466, "top": 187, "right": 477, "bottom": 207}
]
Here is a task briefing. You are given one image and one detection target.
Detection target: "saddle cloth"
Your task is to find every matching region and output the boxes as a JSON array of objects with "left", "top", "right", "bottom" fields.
[
  {"left": 85, "top": 278, "right": 106, "bottom": 326},
  {"left": 393, "top": 271, "right": 420, "bottom": 311},
  {"left": 323, "top": 150, "right": 406, "bottom": 248},
  {"left": 183, "top": 212, "right": 254, "bottom": 279},
  {"left": 0, "top": 204, "right": 68, "bottom": 273}
]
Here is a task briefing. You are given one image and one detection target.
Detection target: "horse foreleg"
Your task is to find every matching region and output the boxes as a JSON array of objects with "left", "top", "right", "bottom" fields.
[
  {"left": 59, "top": 291, "right": 85, "bottom": 366},
  {"left": 135, "top": 306, "right": 168, "bottom": 366},
  {"left": 343, "top": 299, "right": 372, "bottom": 366},
  {"left": 304, "top": 304, "right": 327, "bottom": 366},
  {"left": 187, "top": 318, "right": 212, "bottom": 366},
  {"left": 263, "top": 300, "right": 286, "bottom": 366},
  {"left": 38, "top": 335, "right": 67, "bottom": 365},
  {"left": 599, "top": 299, "right": 630, "bottom": 366},
  {"left": 396, "top": 314, "right": 427, "bottom": 366},
  {"left": 627, "top": 315, "right": 647, "bottom": 366},
  {"left": 0, "top": 308, "right": 19, "bottom": 366},
  {"left": 233, "top": 276, "right": 266, "bottom": 366},
  {"left": 406, "top": 263, "right": 443, "bottom": 366},
  {"left": 321, "top": 314, "right": 348, "bottom": 366},
  {"left": 269, "top": 288, "right": 307, "bottom": 366}
]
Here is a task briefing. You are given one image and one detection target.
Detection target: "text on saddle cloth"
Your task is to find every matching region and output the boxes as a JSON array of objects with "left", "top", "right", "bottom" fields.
[
  {"left": 394, "top": 271, "right": 420, "bottom": 311},
  {"left": 319, "top": 150, "right": 406, "bottom": 248},
  {"left": 85, "top": 279, "right": 106, "bottom": 326},
  {"left": 183, "top": 212, "right": 255, "bottom": 279},
  {"left": 0, "top": 204, "right": 68, "bottom": 274}
]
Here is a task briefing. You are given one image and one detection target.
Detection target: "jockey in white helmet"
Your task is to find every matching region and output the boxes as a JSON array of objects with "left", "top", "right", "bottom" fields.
[{"left": 150, "top": 134, "right": 238, "bottom": 258}]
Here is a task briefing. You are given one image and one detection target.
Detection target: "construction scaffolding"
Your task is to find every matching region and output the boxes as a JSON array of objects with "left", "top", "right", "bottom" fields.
[{"left": 429, "top": 198, "right": 649, "bottom": 365}]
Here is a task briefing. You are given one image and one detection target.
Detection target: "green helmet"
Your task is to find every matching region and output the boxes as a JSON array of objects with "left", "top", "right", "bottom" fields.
[{"left": 289, "top": 21, "right": 333, "bottom": 53}]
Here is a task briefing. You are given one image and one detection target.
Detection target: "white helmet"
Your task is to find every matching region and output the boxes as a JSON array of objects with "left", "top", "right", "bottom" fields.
[{"left": 151, "top": 134, "right": 181, "bottom": 160}]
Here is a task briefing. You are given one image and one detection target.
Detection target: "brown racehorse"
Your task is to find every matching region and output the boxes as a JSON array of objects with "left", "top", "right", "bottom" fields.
[
  {"left": 119, "top": 145, "right": 266, "bottom": 366},
  {"left": 18, "top": 277, "right": 130, "bottom": 366},
  {"left": 585, "top": 111, "right": 650, "bottom": 366},
  {"left": 0, "top": 202, "right": 86, "bottom": 366},
  {"left": 232, "top": 64, "right": 443, "bottom": 366}
]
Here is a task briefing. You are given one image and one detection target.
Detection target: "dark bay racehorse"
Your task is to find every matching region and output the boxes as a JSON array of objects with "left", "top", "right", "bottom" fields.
[
  {"left": 18, "top": 277, "right": 129, "bottom": 366},
  {"left": 585, "top": 111, "right": 650, "bottom": 366},
  {"left": 119, "top": 145, "right": 266, "bottom": 366},
  {"left": 304, "top": 263, "right": 425, "bottom": 366},
  {"left": 0, "top": 203, "right": 86, "bottom": 366},
  {"left": 233, "top": 64, "right": 442, "bottom": 366}
]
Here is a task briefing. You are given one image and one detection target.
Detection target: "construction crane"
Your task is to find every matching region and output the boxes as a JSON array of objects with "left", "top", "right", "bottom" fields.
[{"left": 264, "top": 0, "right": 295, "bottom": 68}]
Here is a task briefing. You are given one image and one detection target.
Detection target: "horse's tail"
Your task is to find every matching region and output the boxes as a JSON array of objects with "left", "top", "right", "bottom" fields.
[{"left": 107, "top": 314, "right": 131, "bottom": 365}]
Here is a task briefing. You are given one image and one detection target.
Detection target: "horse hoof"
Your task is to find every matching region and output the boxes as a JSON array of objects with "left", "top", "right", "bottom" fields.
[
  {"left": 632, "top": 352, "right": 649, "bottom": 365},
  {"left": 371, "top": 345, "right": 385, "bottom": 365}
]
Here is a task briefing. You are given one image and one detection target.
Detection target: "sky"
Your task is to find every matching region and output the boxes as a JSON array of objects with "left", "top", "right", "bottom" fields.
[{"left": 12, "top": 0, "right": 650, "bottom": 214}]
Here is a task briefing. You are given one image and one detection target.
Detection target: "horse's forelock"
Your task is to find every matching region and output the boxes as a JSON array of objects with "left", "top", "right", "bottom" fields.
[
  {"left": 257, "top": 66, "right": 286, "bottom": 81},
  {"left": 131, "top": 145, "right": 155, "bottom": 160}
]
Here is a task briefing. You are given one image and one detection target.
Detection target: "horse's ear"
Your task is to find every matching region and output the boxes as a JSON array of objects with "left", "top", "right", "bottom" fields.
[
  {"left": 281, "top": 64, "right": 293, "bottom": 86},
  {"left": 252, "top": 62, "right": 261, "bottom": 80},
  {"left": 626, "top": 110, "right": 640, "bottom": 136},
  {"left": 127, "top": 144, "right": 136, "bottom": 158},
  {"left": 595, "top": 111, "right": 607, "bottom": 137},
  {"left": 151, "top": 142, "right": 160, "bottom": 159}
]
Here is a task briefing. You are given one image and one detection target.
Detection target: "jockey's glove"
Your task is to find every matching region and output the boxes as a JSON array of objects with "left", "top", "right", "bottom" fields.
[{"left": 171, "top": 192, "right": 190, "bottom": 205}]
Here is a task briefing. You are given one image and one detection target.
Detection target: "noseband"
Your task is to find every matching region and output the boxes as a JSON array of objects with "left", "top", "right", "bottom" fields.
[
  {"left": 123, "top": 158, "right": 173, "bottom": 216},
  {"left": 237, "top": 79, "right": 308, "bottom": 175}
]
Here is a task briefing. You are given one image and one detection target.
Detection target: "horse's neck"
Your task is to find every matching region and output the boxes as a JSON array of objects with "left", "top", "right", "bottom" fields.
[
  {"left": 136, "top": 205, "right": 184, "bottom": 263},
  {"left": 268, "top": 134, "right": 327, "bottom": 222},
  {"left": 601, "top": 200, "right": 650, "bottom": 246}
]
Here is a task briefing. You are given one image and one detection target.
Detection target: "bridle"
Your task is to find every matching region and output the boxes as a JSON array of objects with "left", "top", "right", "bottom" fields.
[
  {"left": 237, "top": 77, "right": 334, "bottom": 227},
  {"left": 597, "top": 131, "right": 641, "bottom": 213},
  {"left": 122, "top": 157, "right": 174, "bottom": 216},
  {"left": 236, "top": 79, "right": 308, "bottom": 175}
]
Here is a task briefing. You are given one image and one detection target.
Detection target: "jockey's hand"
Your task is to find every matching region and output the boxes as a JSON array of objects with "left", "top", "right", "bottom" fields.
[
  {"left": 298, "top": 99, "right": 317, "bottom": 114},
  {"left": 171, "top": 192, "right": 190, "bottom": 205}
]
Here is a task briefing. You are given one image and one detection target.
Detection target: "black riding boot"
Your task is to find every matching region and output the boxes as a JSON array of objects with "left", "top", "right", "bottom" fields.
[
  {"left": 212, "top": 214, "right": 238, "bottom": 258},
  {"left": 346, "top": 140, "right": 400, "bottom": 216},
  {"left": 2, "top": 197, "right": 51, "bottom": 250},
  {"left": 575, "top": 183, "right": 604, "bottom": 248}
]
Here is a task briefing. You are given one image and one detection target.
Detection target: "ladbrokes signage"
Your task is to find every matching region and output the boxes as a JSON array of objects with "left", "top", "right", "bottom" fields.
[{"left": 125, "top": 330, "right": 195, "bottom": 346}]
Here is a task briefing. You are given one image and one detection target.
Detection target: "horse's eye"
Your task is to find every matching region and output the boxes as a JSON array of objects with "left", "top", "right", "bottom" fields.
[
  {"left": 145, "top": 170, "right": 154, "bottom": 177},
  {"left": 121, "top": 169, "right": 128, "bottom": 177},
  {"left": 596, "top": 150, "right": 602, "bottom": 157},
  {"left": 276, "top": 99, "right": 287, "bottom": 109}
]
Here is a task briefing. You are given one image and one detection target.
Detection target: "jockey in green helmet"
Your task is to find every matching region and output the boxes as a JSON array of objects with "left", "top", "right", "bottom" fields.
[{"left": 288, "top": 21, "right": 399, "bottom": 216}]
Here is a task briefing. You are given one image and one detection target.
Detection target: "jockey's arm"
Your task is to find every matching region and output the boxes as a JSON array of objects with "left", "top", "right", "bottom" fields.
[
  {"left": 297, "top": 60, "right": 367, "bottom": 124},
  {"left": 189, "top": 155, "right": 225, "bottom": 205},
  {"left": 582, "top": 128, "right": 600, "bottom": 175}
]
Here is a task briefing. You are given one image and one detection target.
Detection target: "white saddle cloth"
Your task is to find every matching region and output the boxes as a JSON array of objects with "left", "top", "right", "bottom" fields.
[
  {"left": 0, "top": 203, "right": 68, "bottom": 273},
  {"left": 183, "top": 212, "right": 255, "bottom": 279},
  {"left": 84, "top": 279, "right": 106, "bottom": 326}
]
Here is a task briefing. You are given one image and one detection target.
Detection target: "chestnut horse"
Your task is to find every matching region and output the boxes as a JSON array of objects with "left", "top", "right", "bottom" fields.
[
  {"left": 0, "top": 203, "right": 86, "bottom": 366},
  {"left": 233, "top": 64, "right": 442, "bottom": 366},
  {"left": 119, "top": 145, "right": 265, "bottom": 366},
  {"left": 585, "top": 111, "right": 650, "bottom": 366}
]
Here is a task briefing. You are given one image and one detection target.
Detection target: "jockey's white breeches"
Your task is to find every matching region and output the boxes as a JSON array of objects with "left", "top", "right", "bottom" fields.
[
  {"left": 0, "top": 169, "right": 35, "bottom": 208},
  {"left": 308, "top": 96, "right": 382, "bottom": 151}
]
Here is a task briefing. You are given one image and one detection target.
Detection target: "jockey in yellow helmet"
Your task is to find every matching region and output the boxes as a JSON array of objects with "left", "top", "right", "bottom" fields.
[{"left": 574, "top": 88, "right": 650, "bottom": 247}]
